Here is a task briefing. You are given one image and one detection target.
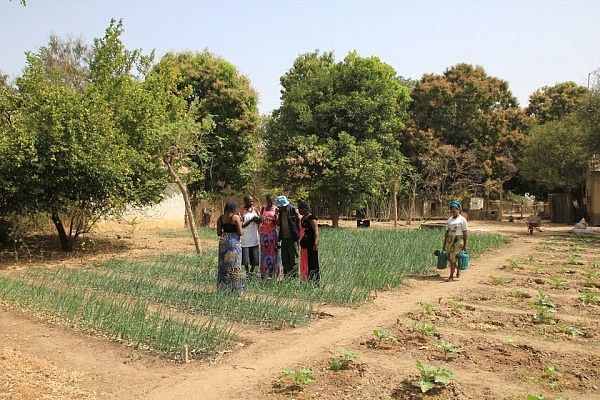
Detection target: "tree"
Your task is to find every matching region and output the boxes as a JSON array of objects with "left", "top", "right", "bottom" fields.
[
  {"left": 520, "top": 115, "right": 587, "bottom": 192},
  {"left": 0, "top": 20, "right": 167, "bottom": 251},
  {"left": 405, "top": 63, "right": 529, "bottom": 203},
  {"left": 158, "top": 118, "right": 213, "bottom": 253},
  {"left": 264, "top": 51, "right": 411, "bottom": 226},
  {"left": 150, "top": 51, "right": 260, "bottom": 208},
  {"left": 578, "top": 75, "right": 600, "bottom": 155},
  {"left": 526, "top": 81, "right": 589, "bottom": 125}
]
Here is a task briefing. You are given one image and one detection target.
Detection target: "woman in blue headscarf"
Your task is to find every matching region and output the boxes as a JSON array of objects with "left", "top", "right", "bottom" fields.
[{"left": 443, "top": 200, "right": 468, "bottom": 281}]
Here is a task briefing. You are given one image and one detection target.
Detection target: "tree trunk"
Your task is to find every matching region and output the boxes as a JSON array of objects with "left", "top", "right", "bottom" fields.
[
  {"left": 165, "top": 160, "right": 201, "bottom": 254},
  {"left": 190, "top": 192, "right": 200, "bottom": 226},
  {"left": 498, "top": 181, "right": 504, "bottom": 221},
  {"left": 51, "top": 212, "right": 73, "bottom": 252},
  {"left": 329, "top": 200, "right": 340, "bottom": 228},
  {"left": 407, "top": 179, "right": 416, "bottom": 225},
  {"left": 393, "top": 181, "right": 398, "bottom": 227}
]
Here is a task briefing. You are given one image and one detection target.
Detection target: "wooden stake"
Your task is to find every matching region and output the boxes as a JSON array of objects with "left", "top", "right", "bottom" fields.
[{"left": 183, "top": 344, "right": 189, "bottom": 364}]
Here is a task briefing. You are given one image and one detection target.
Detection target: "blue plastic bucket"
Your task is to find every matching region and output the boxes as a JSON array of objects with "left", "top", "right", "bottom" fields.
[
  {"left": 458, "top": 251, "right": 469, "bottom": 270},
  {"left": 434, "top": 250, "right": 448, "bottom": 269}
]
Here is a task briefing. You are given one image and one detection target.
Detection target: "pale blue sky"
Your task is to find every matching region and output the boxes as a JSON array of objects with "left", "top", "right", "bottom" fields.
[{"left": 2, "top": 0, "right": 599, "bottom": 113}]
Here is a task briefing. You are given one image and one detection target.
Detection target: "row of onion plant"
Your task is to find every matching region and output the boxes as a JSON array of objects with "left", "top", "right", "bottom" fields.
[
  {"left": 0, "top": 276, "right": 235, "bottom": 359},
  {"left": 26, "top": 266, "right": 313, "bottom": 326}
]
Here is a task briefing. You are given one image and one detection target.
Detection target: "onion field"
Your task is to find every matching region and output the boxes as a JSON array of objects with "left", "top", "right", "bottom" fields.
[{"left": 0, "top": 227, "right": 506, "bottom": 360}]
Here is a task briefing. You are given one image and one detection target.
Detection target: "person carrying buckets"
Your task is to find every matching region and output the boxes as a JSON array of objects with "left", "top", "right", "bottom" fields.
[{"left": 443, "top": 200, "right": 468, "bottom": 281}]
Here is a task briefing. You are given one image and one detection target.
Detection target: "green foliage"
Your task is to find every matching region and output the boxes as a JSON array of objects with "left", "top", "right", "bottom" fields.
[
  {"left": 434, "top": 340, "right": 461, "bottom": 359},
  {"left": 28, "top": 263, "right": 313, "bottom": 327},
  {"left": 0, "top": 276, "right": 234, "bottom": 358},
  {"left": 489, "top": 275, "right": 508, "bottom": 285},
  {"left": 503, "top": 337, "right": 519, "bottom": 347},
  {"left": 520, "top": 115, "right": 587, "bottom": 192},
  {"left": 329, "top": 349, "right": 358, "bottom": 371},
  {"left": 568, "top": 252, "right": 582, "bottom": 265},
  {"left": 512, "top": 288, "right": 532, "bottom": 299},
  {"left": 526, "top": 81, "right": 589, "bottom": 124},
  {"left": 535, "top": 291, "right": 555, "bottom": 308},
  {"left": 526, "top": 394, "right": 571, "bottom": 400},
  {"left": 507, "top": 257, "right": 521, "bottom": 269},
  {"left": 580, "top": 290, "right": 599, "bottom": 306},
  {"left": 413, "top": 321, "right": 436, "bottom": 337},
  {"left": 1, "top": 20, "right": 167, "bottom": 251},
  {"left": 532, "top": 305, "right": 557, "bottom": 325},
  {"left": 543, "top": 364, "right": 561, "bottom": 381},
  {"left": 149, "top": 51, "right": 260, "bottom": 196},
  {"left": 417, "top": 301, "right": 437, "bottom": 315},
  {"left": 548, "top": 276, "right": 568, "bottom": 290},
  {"left": 446, "top": 300, "right": 465, "bottom": 310},
  {"left": 279, "top": 367, "right": 317, "bottom": 387},
  {"left": 415, "top": 360, "right": 453, "bottom": 393},
  {"left": 580, "top": 87, "right": 600, "bottom": 154},
  {"left": 263, "top": 51, "right": 411, "bottom": 225},
  {"left": 372, "top": 329, "right": 400, "bottom": 345},
  {"left": 555, "top": 323, "right": 583, "bottom": 338},
  {"left": 405, "top": 63, "right": 528, "bottom": 199}
]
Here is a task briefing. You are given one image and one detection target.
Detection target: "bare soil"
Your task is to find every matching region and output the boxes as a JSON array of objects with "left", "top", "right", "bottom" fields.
[{"left": 1, "top": 220, "right": 600, "bottom": 400}]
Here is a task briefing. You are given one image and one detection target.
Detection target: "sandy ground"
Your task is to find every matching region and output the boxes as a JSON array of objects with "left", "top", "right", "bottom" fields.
[{"left": 1, "top": 219, "right": 599, "bottom": 399}]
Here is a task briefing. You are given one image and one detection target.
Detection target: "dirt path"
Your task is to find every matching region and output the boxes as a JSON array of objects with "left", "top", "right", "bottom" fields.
[
  {"left": 3, "top": 222, "right": 596, "bottom": 400},
  {"left": 145, "top": 231, "right": 540, "bottom": 399}
]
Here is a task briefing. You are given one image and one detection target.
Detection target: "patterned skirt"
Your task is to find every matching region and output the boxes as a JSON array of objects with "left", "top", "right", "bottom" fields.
[
  {"left": 218, "top": 232, "right": 243, "bottom": 294},
  {"left": 444, "top": 234, "right": 463, "bottom": 264},
  {"left": 259, "top": 229, "right": 280, "bottom": 279}
]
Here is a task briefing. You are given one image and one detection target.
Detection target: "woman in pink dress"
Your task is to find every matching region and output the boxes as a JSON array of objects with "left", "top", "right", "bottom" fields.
[{"left": 259, "top": 194, "right": 280, "bottom": 279}]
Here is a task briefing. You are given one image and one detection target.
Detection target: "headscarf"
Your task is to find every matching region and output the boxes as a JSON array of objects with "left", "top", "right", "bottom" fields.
[
  {"left": 449, "top": 200, "right": 461, "bottom": 210},
  {"left": 275, "top": 195, "right": 290, "bottom": 207}
]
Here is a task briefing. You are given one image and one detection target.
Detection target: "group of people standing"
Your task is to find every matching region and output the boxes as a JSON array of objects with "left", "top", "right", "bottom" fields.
[{"left": 216, "top": 194, "right": 320, "bottom": 294}]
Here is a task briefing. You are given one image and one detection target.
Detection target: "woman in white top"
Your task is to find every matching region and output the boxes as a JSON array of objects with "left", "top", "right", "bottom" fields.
[{"left": 443, "top": 200, "right": 468, "bottom": 281}]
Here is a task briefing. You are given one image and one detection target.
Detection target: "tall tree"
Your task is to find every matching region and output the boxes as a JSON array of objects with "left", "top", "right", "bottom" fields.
[
  {"left": 578, "top": 75, "right": 600, "bottom": 155},
  {"left": 520, "top": 115, "right": 587, "bottom": 192},
  {"left": 264, "top": 51, "right": 411, "bottom": 227},
  {"left": 145, "top": 58, "right": 217, "bottom": 253},
  {"left": 0, "top": 20, "right": 167, "bottom": 251},
  {"left": 526, "top": 81, "right": 589, "bottom": 125},
  {"left": 405, "top": 63, "right": 529, "bottom": 203},
  {"left": 150, "top": 51, "right": 260, "bottom": 206}
]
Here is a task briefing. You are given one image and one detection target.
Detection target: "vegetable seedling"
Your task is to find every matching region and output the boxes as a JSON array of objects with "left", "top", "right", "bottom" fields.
[
  {"left": 329, "top": 349, "right": 358, "bottom": 372},
  {"left": 532, "top": 305, "right": 557, "bottom": 325},
  {"left": 489, "top": 275, "right": 507, "bottom": 285},
  {"left": 446, "top": 300, "right": 465, "bottom": 310},
  {"left": 434, "top": 340, "right": 461, "bottom": 359},
  {"left": 372, "top": 329, "right": 399, "bottom": 345},
  {"left": 543, "top": 364, "right": 561, "bottom": 381},
  {"left": 415, "top": 360, "right": 453, "bottom": 393},
  {"left": 417, "top": 301, "right": 437, "bottom": 315},
  {"left": 549, "top": 277, "right": 568, "bottom": 290},
  {"left": 535, "top": 291, "right": 556, "bottom": 309},
  {"left": 279, "top": 367, "right": 317, "bottom": 387},
  {"left": 413, "top": 321, "right": 436, "bottom": 337},
  {"left": 580, "top": 290, "right": 599, "bottom": 306}
]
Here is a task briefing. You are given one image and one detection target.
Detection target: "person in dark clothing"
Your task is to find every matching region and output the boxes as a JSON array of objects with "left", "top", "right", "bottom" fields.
[
  {"left": 298, "top": 201, "right": 320, "bottom": 284},
  {"left": 216, "top": 201, "right": 244, "bottom": 294},
  {"left": 275, "top": 195, "right": 301, "bottom": 277}
]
